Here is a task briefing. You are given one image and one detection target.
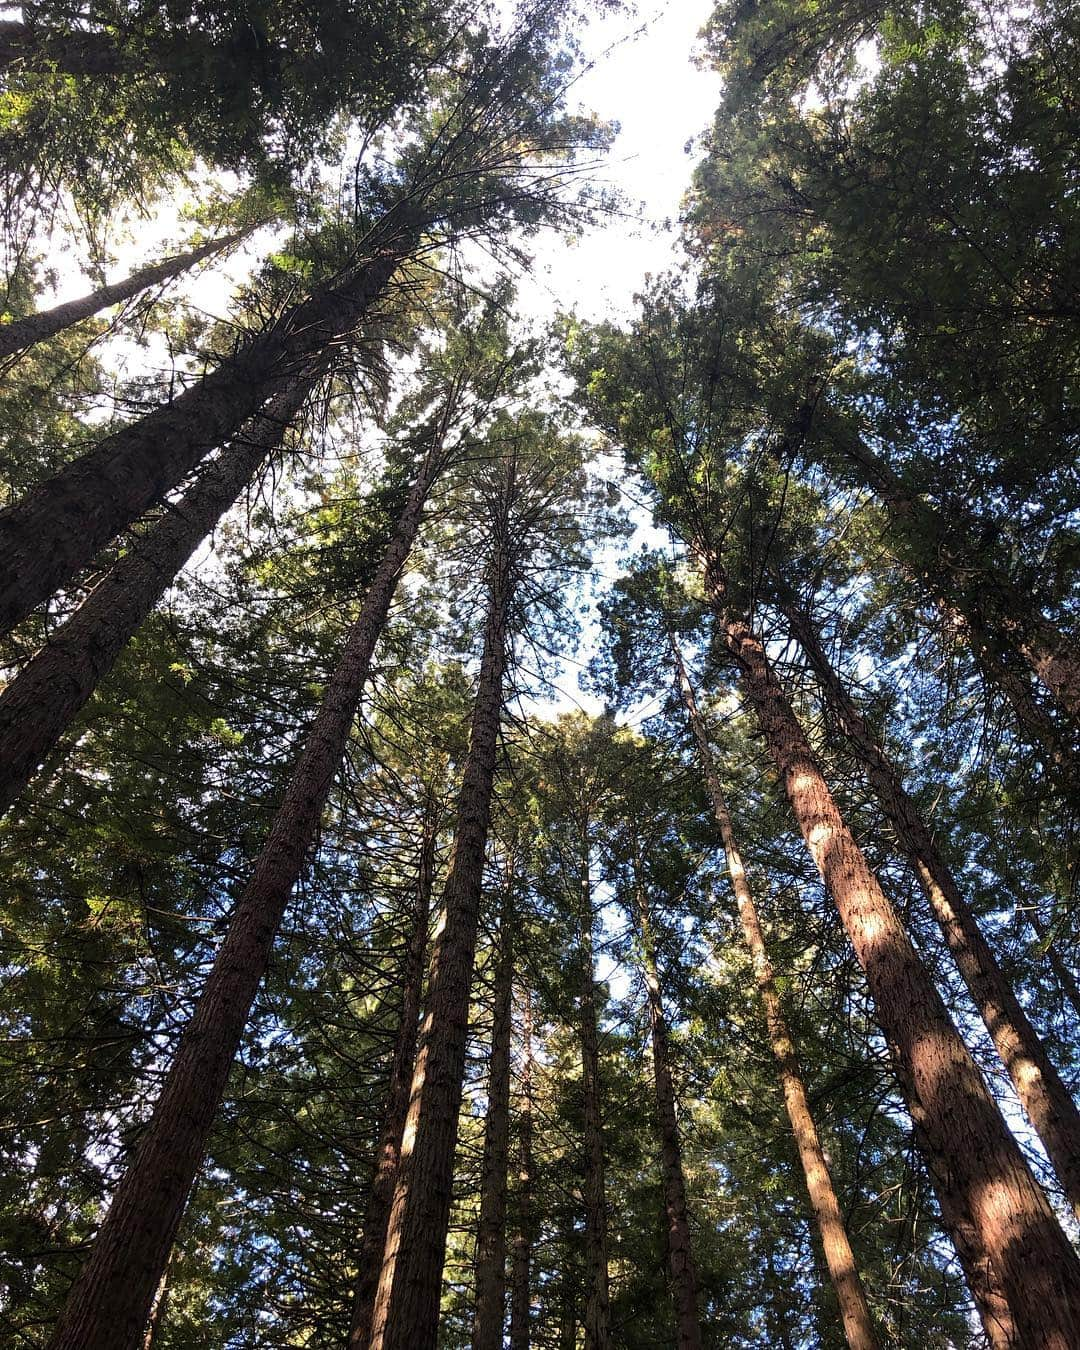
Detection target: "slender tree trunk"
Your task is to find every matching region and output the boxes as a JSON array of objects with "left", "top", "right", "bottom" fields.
[
  {"left": 348, "top": 793, "right": 439, "bottom": 1350},
  {"left": 46, "top": 437, "right": 446, "bottom": 1350},
  {"left": 141, "top": 1263, "right": 170, "bottom": 1350},
  {"left": 0, "top": 378, "right": 314, "bottom": 818},
  {"left": 508, "top": 988, "right": 535, "bottom": 1350},
  {"left": 0, "top": 20, "right": 128, "bottom": 76},
  {"left": 578, "top": 830, "right": 611, "bottom": 1350},
  {"left": 700, "top": 554, "right": 1080, "bottom": 1349},
  {"left": 0, "top": 226, "right": 258, "bottom": 360},
  {"left": 629, "top": 848, "right": 703, "bottom": 1350},
  {"left": 368, "top": 498, "right": 515, "bottom": 1349},
  {"left": 472, "top": 892, "right": 515, "bottom": 1350},
  {"left": 0, "top": 209, "right": 416, "bottom": 636},
  {"left": 780, "top": 588, "right": 1080, "bottom": 1220},
  {"left": 558, "top": 1208, "right": 578, "bottom": 1350},
  {"left": 1028, "top": 913, "right": 1080, "bottom": 1027},
  {"left": 670, "top": 639, "right": 880, "bottom": 1350}
]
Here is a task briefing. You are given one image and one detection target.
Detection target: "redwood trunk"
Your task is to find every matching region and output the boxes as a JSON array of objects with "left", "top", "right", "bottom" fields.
[
  {"left": 671, "top": 640, "right": 879, "bottom": 1350},
  {"left": 348, "top": 794, "right": 439, "bottom": 1350},
  {"left": 472, "top": 896, "right": 515, "bottom": 1350},
  {"left": 781, "top": 590, "right": 1080, "bottom": 1220},
  {"left": 703, "top": 559, "right": 1080, "bottom": 1348},
  {"left": 46, "top": 440, "right": 444, "bottom": 1350},
  {"left": 368, "top": 521, "right": 513, "bottom": 1350},
  {"left": 0, "top": 214, "right": 415, "bottom": 636},
  {"left": 508, "top": 989, "right": 535, "bottom": 1350},
  {"left": 630, "top": 854, "right": 703, "bottom": 1350},
  {"left": 0, "top": 379, "right": 313, "bottom": 817},
  {"left": 0, "top": 227, "right": 257, "bottom": 360}
]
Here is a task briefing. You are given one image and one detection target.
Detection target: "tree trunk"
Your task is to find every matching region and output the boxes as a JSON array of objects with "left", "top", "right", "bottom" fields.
[
  {"left": 0, "top": 378, "right": 314, "bottom": 818},
  {"left": 141, "top": 1263, "right": 170, "bottom": 1350},
  {"left": 670, "top": 639, "right": 880, "bottom": 1350},
  {"left": 0, "top": 209, "right": 416, "bottom": 637},
  {"left": 0, "top": 20, "right": 128, "bottom": 76},
  {"left": 1028, "top": 913, "right": 1080, "bottom": 1027},
  {"left": 578, "top": 830, "right": 611, "bottom": 1350},
  {"left": 701, "top": 556, "right": 1080, "bottom": 1349},
  {"left": 367, "top": 506, "right": 514, "bottom": 1350},
  {"left": 46, "top": 436, "right": 445, "bottom": 1350},
  {"left": 780, "top": 588, "right": 1080, "bottom": 1221},
  {"left": 348, "top": 792, "right": 439, "bottom": 1350},
  {"left": 472, "top": 891, "right": 515, "bottom": 1350},
  {"left": 0, "top": 226, "right": 258, "bottom": 360},
  {"left": 508, "top": 988, "right": 535, "bottom": 1350},
  {"left": 630, "top": 847, "right": 703, "bottom": 1350}
]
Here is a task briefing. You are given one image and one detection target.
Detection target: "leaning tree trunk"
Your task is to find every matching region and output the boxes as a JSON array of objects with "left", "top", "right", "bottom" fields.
[
  {"left": 0, "top": 377, "right": 315, "bottom": 818},
  {"left": 0, "top": 225, "right": 258, "bottom": 360},
  {"left": 0, "top": 205, "right": 417, "bottom": 637},
  {"left": 508, "top": 988, "right": 535, "bottom": 1350},
  {"left": 368, "top": 518, "right": 514, "bottom": 1350},
  {"left": 578, "top": 831, "right": 611, "bottom": 1350},
  {"left": 46, "top": 436, "right": 447, "bottom": 1350},
  {"left": 1028, "top": 913, "right": 1080, "bottom": 1027},
  {"left": 670, "top": 640, "right": 880, "bottom": 1350},
  {"left": 780, "top": 588, "right": 1080, "bottom": 1220},
  {"left": 348, "top": 791, "right": 439, "bottom": 1350},
  {"left": 472, "top": 891, "right": 515, "bottom": 1350},
  {"left": 0, "top": 20, "right": 128, "bottom": 75},
  {"left": 630, "top": 848, "right": 703, "bottom": 1350},
  {"left": 701, "top": 554, "right": 1080, "bottom": 1348}
]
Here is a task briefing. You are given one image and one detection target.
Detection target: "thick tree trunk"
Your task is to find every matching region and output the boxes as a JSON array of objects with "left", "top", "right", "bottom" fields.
[
  {"left": 0, "top": 379, "right": 313, "bottom": 818},
  {"left": 630, "top": 850, "right": 703, "bottom": 1350},
  {"left": 702, "top": 557, "right": 1080, "bottom": 1349},
  {"left": 472, "top": 894, "right": 515, "bottom": 1350},
  {"left": 578, "top": 834, "right": 611, "bottom": 1350},
  {"left": 0, "top": 211, "right": 415, "bottom": 636},
  {"left": 508, "top": 988, "right": 535, "bottom": 1350},
  {"left": 0, "top": 226, "right": 257, "bottom": 360},
  {"left": 348, "top": 793, "right": 439, "bottom": 1350},
  {"left": 670, "top": 640, "right": 879, "bottom": 1350},
  {"left": 368, "top": 520, "right": 513, "bottom": 1350},
  {"left": 781, "top": 589, "right": 1080, "bottom": 1221},
  {"left": 0, "top": 20, "right": 128, "bottom": 76},
  {"left": 46, "top": 439, "right": 444, "bottom": 1350}
]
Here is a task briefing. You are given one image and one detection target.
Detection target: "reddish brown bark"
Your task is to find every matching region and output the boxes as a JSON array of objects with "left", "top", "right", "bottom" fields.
[
  {"left": 348, "top": 793, "right": 439, "bottom": 1350},
  {"left": 0, "top": 211, "right": 415, "bottom": 637},
  {"left": 472, "top": 894, "right": 515, "bottom": 1350},
  {"left": 703, "top": 557, "right": 1080, "bottom": 1349},
  {"left": 0, "top": 226, "right": 257, "bottom": 360},
  {"left": 508, "top": 988, "right": 535, "bottom": 1350},
  {"left": 629, "top": 848, "right": 703, "bottom": 1350},
  {"left": 671, "top": 640, "right": 879, "bottom": 1350},
  {"left": 0, "top": 379, "right": 314, "bottom": 818},
  {"left": 368, "top": 487, "right": 514, "bottom": 1349},
  {"left": 782, "top": 590, "right": 1080, "bottom": 1221},
  {"left": 45, "top": 438, "right": 445, "bottom": 1350}
]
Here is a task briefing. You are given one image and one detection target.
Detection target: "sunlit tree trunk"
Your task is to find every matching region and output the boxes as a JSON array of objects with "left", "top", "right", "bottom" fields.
[
  {"left": 0, "top": 378, "right": 314, "bottom": 818},
  {"left": 472, "top": 890, "right": 515, "bottom": 1350},
  {"left": 780, "top": 588, "right": 1080, "bottom": 1220},
  {"left": 508, "top": 988, "right": 535, "bottom": 1350},
  {"left": 629, "top": 843, "right": 703, "bottom": 1350},
  {"left": 701, "top": 553, "right": 1080, "bottom": 1349},
  {"left": 368, "top": 472, "right": 515, "bottom": 1348},
  {"left": 46, "top": 437, "right": 446, "bottom": 1350},
  {"left": 0, "top": 226, "right": 257, "bottom": 360},
  {"left": 348, "top": 792, "right": 439, "bottom": 1350},
  {"left": 670, "top": 638, "right": 880, "bottom": 1350},
  {"left": 141, "top": 1264, "right": 170, "bottom": 1350}
]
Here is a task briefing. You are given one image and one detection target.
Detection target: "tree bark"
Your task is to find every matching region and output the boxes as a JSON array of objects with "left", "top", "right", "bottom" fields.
[
  {"left": 46, "top": 435, "right": 446, "bottom": 1350},
  {"left": 472, "top": 890, "right": 515, "bottom": 1350},
  {"left": 0, "top": 378, "right": 314, "bottom": 818},
  {"left": 1028, "top": 913, "right": 1080, "bottom": 1027},
  {"left": 670, "top": 638, "right": 880, "bottom": 1350},
  {"left": 0, "top": 209, "right": 415, "bottom": 637},
  {"left": 348, "top": 791, "right": 439, "bottom": 1350},
  {"left": 0, "top": 20, "right": 128, "bottom": 77},
  {"left": 701, "top": 556, "right": 1080, "bottom": 1349},
  {"left": 0, "top": 226, "right": 257, "bottom": 360},
  {"left": 629, "top": 846, "right": 703, "bottom": 1350},
  {"left": 368, "top": 488, "right": 514, "bottom": 1349},
  {"left": 508, "top": 988, "right": 535, "bottom": 1350},
  {"left": 780, "top": 588, "right": 1080, "bottom": 1221},
  {"left": 578, "top": 830, "right": 611, "bottom": 1350}
]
